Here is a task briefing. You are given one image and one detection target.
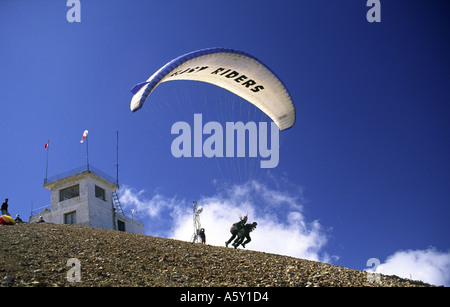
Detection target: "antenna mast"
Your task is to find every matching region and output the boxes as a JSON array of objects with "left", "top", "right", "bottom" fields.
[
  {"left": 111, "top": 130, "right": 124, "bottom": 220},
  {"left": 116, "top": 130, "right": 119, "bottom": 187},
  {"left": 191, "top": 201, "right": 203, "bottom": 243}
]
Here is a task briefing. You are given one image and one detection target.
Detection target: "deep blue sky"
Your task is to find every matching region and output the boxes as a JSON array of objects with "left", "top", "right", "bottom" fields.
[{"left": 1, "top": 1, "right": 449, "bottom": 284}]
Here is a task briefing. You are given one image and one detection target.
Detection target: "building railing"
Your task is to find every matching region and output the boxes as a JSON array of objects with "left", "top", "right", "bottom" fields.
[
  {"left": 30, "top": 203, "right": 51, "bottom": 217},
  {"left": 44, "top": 164, "right": 118, "bottom": 187}
]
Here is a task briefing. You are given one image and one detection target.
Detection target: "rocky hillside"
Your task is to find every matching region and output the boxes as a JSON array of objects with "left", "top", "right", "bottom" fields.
[{"left": 1, "top": 223, "right": 432, "bottom": 287}]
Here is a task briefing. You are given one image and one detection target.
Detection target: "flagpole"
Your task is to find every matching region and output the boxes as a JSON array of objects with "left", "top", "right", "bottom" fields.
[
  {"left": 80, "top": 130, "right": 89, "bottom": 171},
  {"left": 86, "top": 133, "right": 89, "bottom": 172},
  {"left": 116, "top": 130, "right": 119, "bottom": 187},
  {"left": 46, "top": 140, "right": 49, "bottom": 181}
]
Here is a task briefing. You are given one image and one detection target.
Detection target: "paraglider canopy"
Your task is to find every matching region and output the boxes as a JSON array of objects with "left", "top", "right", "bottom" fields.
[{"left": 130, "top": 47, "right": 295, "bottom": 130}]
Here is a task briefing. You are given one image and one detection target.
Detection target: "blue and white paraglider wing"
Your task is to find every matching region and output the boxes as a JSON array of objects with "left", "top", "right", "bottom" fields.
[{"left": 130, "top": 48, "right": 295, "bottom": 130}]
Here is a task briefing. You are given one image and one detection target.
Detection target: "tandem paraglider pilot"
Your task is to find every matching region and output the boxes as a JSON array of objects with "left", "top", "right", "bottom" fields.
[
  {"left": 233, "top": 222, "right": 257, "bottom": 249},
  {"left": 225, "top": 215, "right": 248, "bottom": 247}
]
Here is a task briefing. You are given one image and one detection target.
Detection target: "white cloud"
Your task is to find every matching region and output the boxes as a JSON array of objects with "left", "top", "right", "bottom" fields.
[
  {"left": 374, "top": 247, "right": 450, "bottom": 286},
  {"left": 118, "top": 186, "right": 179, "bottom": 236},
  {"left": 118, "top": 180, "right": 331, "bottom": 262},
  {"left": 118, "top": 183, "right": 450, "bottom": 285}
]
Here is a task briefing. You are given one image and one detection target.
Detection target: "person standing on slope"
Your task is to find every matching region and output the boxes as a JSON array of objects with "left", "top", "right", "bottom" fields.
[
  {"left": 199, "top": 228, "right": 206, "bottom": 244},
  {"left": 1, "top": 198, "right": 10, "bottom": 216}
]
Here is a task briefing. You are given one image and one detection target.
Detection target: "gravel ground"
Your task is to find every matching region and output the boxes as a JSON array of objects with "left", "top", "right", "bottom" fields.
[{"left": 0, "top": 223, "right": 433, "bottom": 287}]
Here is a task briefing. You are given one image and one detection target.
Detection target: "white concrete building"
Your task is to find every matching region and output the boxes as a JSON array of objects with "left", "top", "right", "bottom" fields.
[{"left": 30, "top": 165, "right": 144, "bottom": 235}]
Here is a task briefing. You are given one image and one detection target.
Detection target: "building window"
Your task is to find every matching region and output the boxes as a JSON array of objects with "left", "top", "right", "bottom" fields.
[
  {"left": 117, "top": 220, "right": 125, "bottom": 232},
  {"left": 95, "top": 185, "right": 106, "bottom": 201},
  {"left": 64, "top": 211, "right": 76, "bottom": 224},
  {"left": 59, "top": 184, "right": 80, "bottom": 202}
]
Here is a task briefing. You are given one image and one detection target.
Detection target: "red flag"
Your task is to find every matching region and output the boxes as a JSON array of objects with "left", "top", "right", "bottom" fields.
[
  {"left": 44, "top": 140, "right": 49, "bottom": 150},
  {"left": 80, "top": 130, "right": 88, "bottom": 143}
]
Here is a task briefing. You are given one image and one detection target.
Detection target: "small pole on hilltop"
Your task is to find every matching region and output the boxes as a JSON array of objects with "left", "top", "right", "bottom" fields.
[
  {"left": 45, "top": 140, "right": 49, "bottom": 182},
  {"left": 86, "top": 133, "right": 89, "bottom": 172},
  {"left": 116, "top": 130, "right": 119, "bottom": 187}
]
